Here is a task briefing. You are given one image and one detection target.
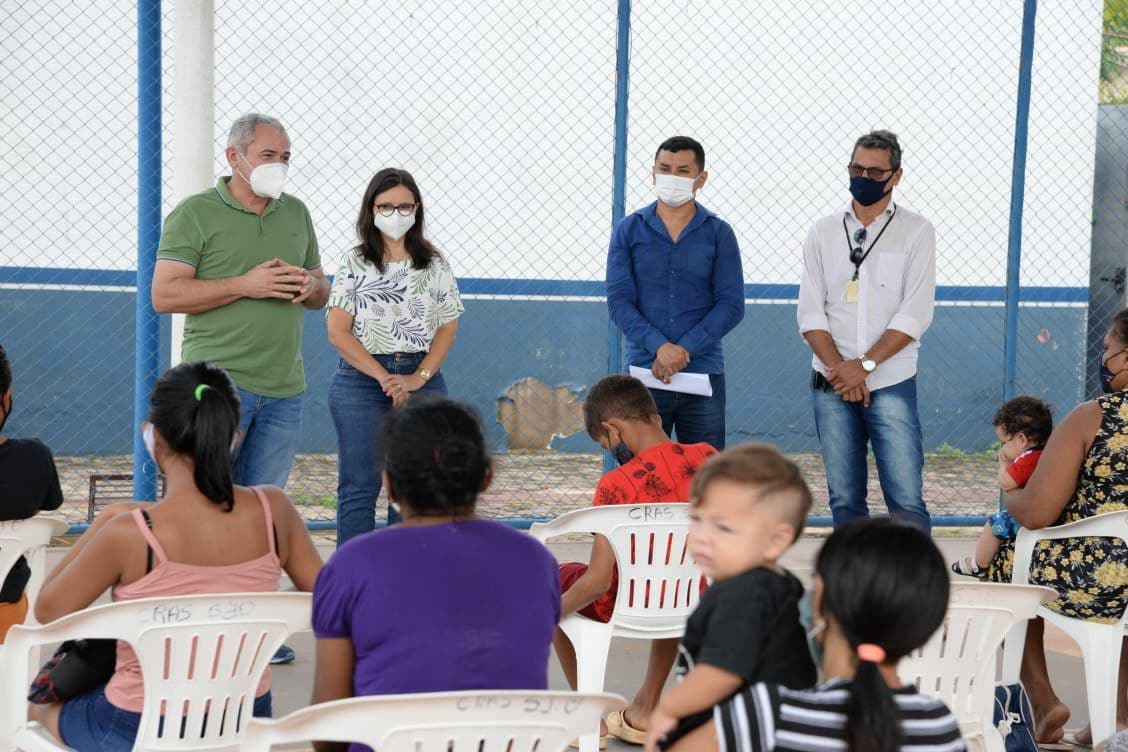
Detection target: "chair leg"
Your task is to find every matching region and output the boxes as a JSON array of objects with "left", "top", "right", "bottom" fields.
[
  {"left": 1000, "top": 621, "right": 1028, "bottom": 686},
  {"left": 1073, "top": 623, "right": 1122, "bottom": 745},
  {"left": 562, "top": 621, "right": 615, "bottom": 752}
]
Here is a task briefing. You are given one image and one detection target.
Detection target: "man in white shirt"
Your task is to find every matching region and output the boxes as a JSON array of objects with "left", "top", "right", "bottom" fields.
[{"left": 797, "top": 130, "right": 935, "bottom": 533}]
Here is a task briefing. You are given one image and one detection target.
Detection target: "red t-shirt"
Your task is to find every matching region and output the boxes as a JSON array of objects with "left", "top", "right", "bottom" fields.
[
  {"left": 581, "top": 441, "right": 717, "bottom": 620},
  {"left": 1006, "top": 448, "right": 1042, "bottom": 488}
]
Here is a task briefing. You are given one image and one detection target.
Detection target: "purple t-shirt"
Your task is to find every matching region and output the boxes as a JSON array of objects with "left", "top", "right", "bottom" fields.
[{"left": 313, "top": 518, "right": 560, "bottom": 701}]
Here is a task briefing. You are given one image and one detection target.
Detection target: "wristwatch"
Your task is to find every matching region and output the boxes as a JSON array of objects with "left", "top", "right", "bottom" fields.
[
  {"left": 860, "top": 354, "right": 877, "bottom": 373},
  {"left": 418, "top": 368, "right": 432, "bottom": 382}
]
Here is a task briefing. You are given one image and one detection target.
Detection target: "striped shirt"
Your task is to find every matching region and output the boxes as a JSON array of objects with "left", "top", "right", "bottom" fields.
[{"left": 715, "top": 679, "right": 966, "bottom": 752}]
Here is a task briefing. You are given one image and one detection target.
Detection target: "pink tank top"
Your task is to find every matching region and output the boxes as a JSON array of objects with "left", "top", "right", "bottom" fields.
[{"left": 103, "top": 487, "right": 283, "bottom": 712}]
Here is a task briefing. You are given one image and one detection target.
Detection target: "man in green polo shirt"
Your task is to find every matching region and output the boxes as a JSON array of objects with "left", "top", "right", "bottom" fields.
[{"left": 152, "top": 112, "right": 329, "bottom": 511}]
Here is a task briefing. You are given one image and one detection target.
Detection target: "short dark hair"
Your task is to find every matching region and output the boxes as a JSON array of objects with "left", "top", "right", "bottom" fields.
[
  {"left": 149, "top": 361, "right": 242, "bottom": 510},
  {"left": 583, "top": 375, "right": 658, "bottom": 440},
  {"left": 655, "top": 136, "right": 705, "bottom": 171},
  {"left": 689, "top": 443, "right": 813, "bottom": 541},
  {"left": 1111, "top": 307, "right": 1128, "bottom": 346},
  {"left": 993, "top": 396, "right": 1053, "bottom": 446},
  {"left": 853, "top": 130, "right": 902, "bottom": 171},
  {"left": 382, "top": 397, "right": 490, "bottom": 516}
]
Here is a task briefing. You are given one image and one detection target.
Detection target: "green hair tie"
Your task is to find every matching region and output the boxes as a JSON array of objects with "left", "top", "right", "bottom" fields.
[{"left": 194, "top": 384, "right": 213, "bottom": 401}]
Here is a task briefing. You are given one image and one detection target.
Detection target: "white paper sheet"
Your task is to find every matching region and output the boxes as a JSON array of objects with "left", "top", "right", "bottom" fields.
[{"left": 629, "top": 365, "right": 714, "bottom": 397}]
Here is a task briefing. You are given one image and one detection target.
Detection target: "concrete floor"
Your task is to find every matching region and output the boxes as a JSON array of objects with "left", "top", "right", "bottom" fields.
[{"left": 39, "top": 533, "right": 1094, "bottom": 749}]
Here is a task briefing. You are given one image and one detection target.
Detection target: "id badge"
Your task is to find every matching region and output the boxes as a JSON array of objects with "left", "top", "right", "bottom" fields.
[{"left": 845, "top": 279, "right": 859, "bottom": 303}]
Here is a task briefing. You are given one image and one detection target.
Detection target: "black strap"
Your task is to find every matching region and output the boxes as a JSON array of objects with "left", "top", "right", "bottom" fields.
[
  {"left": 140, "top": 509, "right": 155, "bottom": 574},
  {"left": 842, "top": 205, "right": 897, "bottom": 281}
]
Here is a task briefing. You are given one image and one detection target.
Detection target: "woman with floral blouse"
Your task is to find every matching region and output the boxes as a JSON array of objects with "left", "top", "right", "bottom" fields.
[
  {"left": 987, "top": 307, "right": 1128, "bottom": 746},
  {"left": 326, "top": 168, "right": 463, "bottom": 545}
]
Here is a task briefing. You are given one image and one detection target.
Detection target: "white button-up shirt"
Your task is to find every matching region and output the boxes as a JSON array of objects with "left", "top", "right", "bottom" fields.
[{"left": 797, "top": 201, "right": 936, "bottom": 391}]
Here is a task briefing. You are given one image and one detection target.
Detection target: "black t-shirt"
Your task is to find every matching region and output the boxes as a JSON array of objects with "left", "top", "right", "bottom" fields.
[
  {"left": 663, "top": 567, "right": 817, "bottom": 748},
  {"left": 0, "top": 438, "right": 64, "bottom": 602}
]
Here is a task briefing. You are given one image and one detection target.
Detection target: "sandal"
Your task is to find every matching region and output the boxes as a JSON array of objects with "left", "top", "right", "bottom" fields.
[
  {"left": 606, "top": 708, "right": 647, "bottom": 745},
  {"left": 950, "top": 556, "right": 984, "bottom": 578},
  {"left": 568, "top": 734, "right": 608, "bottom": 749}
]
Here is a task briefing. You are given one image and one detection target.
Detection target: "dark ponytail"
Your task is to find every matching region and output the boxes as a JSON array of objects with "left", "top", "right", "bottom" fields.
[
  {"left": 382, "top": 396, "right": 489, "bottom": 516},
  {"left": 815, "top": 519, "right": 949, "bottom": 752},
  {"left": 149, "top": 361, "right": 241, "bottom": 510}
]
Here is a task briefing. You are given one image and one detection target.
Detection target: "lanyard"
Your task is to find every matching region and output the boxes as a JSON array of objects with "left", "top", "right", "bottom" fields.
[{"left": 842, "top": 205, "right": 897, "bottom": 281}]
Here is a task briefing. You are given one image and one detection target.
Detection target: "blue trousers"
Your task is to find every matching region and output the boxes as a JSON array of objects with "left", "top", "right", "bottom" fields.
[
  {"left": 810, "top": 374, "right": 930, "bottom": 534},
  {"left": 647, "top": 373, "right": 726, "bottom": 449},
  {"left": 232, "top": 388, "right": 302, "bottom": 488}
]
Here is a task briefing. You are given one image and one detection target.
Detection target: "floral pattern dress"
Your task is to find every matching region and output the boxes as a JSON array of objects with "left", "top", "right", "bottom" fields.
[
  {"left": 988, "top": 391, "right": 1128, "bottom": 623},
  {"left": 328, "top": 250, "right": 464, "bottom": 354}
]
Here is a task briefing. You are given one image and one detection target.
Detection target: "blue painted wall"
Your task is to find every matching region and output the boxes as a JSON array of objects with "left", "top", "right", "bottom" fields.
[{"left": 1, "top": 285, "right": 1087, "bottom": 456}]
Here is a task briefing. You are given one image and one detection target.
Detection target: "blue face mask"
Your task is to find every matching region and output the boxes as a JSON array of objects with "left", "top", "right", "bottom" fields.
[
  {"left": 849, "top": 175, "right": 893, "bottom": 207},
  {"left": 798, "top": 588, "right": 825, "bottom": 675}
]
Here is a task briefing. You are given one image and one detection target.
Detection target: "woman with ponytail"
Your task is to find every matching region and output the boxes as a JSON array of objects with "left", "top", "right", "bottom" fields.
[
  {"left": 30, "top": 361, "right": 323, "bottom": 751},
  {"left": 665, "top": 518, "right": 966, "bottom": 752},
  {"left": 310, "top": 397, "right": 559, "bottom": 752}
]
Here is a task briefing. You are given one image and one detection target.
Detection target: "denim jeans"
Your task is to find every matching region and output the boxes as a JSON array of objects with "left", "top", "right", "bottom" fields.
[
  {"left": 232, "top": 388, "right": 303, "bottom": 488},
  {"left": 330, "top": 354, "right": 447, "bottom": 547},
  {"left": 810, "top": 374, "right": 930, "bottom": 534},
  {"left": 647, "top": 373, "right": 726, "bottom": 449}
]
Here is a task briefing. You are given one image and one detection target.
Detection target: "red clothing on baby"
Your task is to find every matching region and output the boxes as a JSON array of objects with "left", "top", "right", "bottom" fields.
[
  {"left": 562, "top": 441, "right": 716, "bottom": 622},
  {"left": 1006, "top": 448, "right": 1042, "bottom": 488}
]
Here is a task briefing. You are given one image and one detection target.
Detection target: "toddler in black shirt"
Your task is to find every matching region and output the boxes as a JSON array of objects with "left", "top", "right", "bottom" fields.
[{"left": 646, "top": 443, "right": 816, "bottom": 749}]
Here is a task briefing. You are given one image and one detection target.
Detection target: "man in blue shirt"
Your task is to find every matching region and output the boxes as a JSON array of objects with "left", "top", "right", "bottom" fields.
[{"left": 606, "top": 137, "right": 744, "bottom": 449}]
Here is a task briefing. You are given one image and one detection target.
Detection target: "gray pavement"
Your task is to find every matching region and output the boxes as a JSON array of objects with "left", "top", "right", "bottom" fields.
[{"left": 41, "top": 533, "right": 1091, "bottom": 749}]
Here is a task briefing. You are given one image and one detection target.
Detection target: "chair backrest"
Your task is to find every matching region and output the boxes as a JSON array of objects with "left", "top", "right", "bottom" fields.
[
  {"left": 240, "top": 690, "right": 627, "bottom": 752},
  {"left": 0, "top": 592, "right": 311, "bottom": 752},
  {"left": 899, "top": 583, "right": 1056, "bottom": 728},
  {"left": 0, "top": 516, "right": 68, "bottom": 623},
  {"left": 529, "top": 504, "right": 702, "bottom": 632}
]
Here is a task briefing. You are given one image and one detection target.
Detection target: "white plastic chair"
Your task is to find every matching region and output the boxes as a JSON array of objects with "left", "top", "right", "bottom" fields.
[
  {"left": 529, "top": 504, "right": 702, "bottom": 752},
  {"left": 241, "top": 690, "right": 628, "bottom": 752},
  {"left": 0, "top": 591, "right": 311, "bottom": 752},
  {"left": 0, "top": 517, "right": 68, "bottom": 628},
  {"left": 899, "top": 582, "right": 1057, "bottom": 752},
  {"left": 1000, "top": 511, "right": 1128, "bottom": 746}
]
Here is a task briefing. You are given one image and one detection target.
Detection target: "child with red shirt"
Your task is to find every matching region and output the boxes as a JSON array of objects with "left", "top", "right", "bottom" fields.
[
  {"left": 556, "top": 375, "right": 716, "bottom": 745},
  {"left": 952, "top": 395, "right": 1052, "bottom": 577}
]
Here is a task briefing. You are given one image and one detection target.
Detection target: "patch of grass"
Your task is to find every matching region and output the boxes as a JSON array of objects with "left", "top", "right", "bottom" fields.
[
  {"left": 933, "top": 443, "right": 967, "bottom": 458},
  {"left": 292, "top": 492, "right": 337, "bottom": 510}
]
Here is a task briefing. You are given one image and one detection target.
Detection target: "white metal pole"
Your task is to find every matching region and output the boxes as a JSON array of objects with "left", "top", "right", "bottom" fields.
[{"left": 170, "top": 0, "right": 215, "bottom": 364}]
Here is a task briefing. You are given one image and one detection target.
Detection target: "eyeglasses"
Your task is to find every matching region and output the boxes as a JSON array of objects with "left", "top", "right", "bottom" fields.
[
  {"left": 374, "top": 203, "right": 417, "bottom": 217},
  {"left": 849, "top": 227, "right": 867, "bottom": 265},
  {"left": 847, "top": 163, "right": 896, "bottom": 180}
]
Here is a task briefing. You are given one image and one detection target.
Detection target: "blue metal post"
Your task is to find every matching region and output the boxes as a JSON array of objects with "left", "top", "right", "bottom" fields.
[
  {"left": 134, "top": 0, "right": 161, "bottom": 501},
  {"left": 1003, "top": 0, "right": 1038, "bottom": 402},
  {"left": 607, "top": 0, "right": 631, "bottom": 379}
]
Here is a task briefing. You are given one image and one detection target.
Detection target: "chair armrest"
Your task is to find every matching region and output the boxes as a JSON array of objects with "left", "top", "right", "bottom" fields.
[{"left": 1012, "top": 511, "right": 1128, "bottom": 586}]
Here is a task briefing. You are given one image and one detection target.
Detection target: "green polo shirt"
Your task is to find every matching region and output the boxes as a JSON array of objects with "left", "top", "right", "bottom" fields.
[{"left": 157, "top": 177, "right": 321, "bottom": 397}]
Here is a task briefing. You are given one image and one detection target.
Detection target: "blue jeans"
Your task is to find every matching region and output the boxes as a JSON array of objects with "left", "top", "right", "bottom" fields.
[
  {"left": 810, "top": 374, "right": 930, "bottom": 534},
  {"left": 232, "top": 388, "right": 303, "bottom": 488},
  {"left": 329, "top": 354, "right": 447, "bottom": 547},
  {"left": 647, "top": 373, "right": 726, "bottom": 449},
  {"left": 58, "top": 683, "right": 271, "bottom": 751}
]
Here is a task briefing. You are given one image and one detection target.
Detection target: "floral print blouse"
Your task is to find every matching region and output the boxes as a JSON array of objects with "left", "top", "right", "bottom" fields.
[{"left": 328, "top": 250, "right": 464, "bottom": 354}]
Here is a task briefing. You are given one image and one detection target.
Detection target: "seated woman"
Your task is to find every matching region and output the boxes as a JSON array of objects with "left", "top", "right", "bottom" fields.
[
  {"left": 663, "top": 518, "right": 965, "bottom": 752},
  {"left": 29, "top": 361, "right": 324, "bottom": 750},
  {"left": 986, "top": 307, "right": 1128, "bottom": 746},
  {"left": 311, "top": 396, "right": 560, "bottom": 752},
  {"left": 0, "top": 343, "right": 64, "bottom": 642}
]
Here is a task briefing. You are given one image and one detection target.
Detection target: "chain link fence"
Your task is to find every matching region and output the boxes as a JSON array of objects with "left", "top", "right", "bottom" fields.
[{"left": 1, "top": 0, "right": 1120, "bottom": 530}]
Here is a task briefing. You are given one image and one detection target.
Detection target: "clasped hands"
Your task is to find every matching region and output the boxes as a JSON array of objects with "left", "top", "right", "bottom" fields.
[
  {"left": 380, "top": 373, "right": 425, "bottom": 408},
  {"left": 242, "top": 258, "right": 318, "bottom": 304},
  {"left": 827, "top": 358, "right": 871, "bottom": 407},
  {"left": 651, "top": 343, "right": 690, "bottom": 383}
]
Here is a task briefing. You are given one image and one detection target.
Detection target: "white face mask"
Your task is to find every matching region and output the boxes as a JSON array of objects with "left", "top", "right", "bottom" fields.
[
  {"left": 374, "top": 212, "right": 416, "bottom": 241},
  {"left": 237, "top": 153, "right": 288, "bottom": 199},
  {"left": 143, "top": 423, "right": 158, "bottom": 469},
  {"left": 654, "top": 173, "right": 697, "bottom": 207}
]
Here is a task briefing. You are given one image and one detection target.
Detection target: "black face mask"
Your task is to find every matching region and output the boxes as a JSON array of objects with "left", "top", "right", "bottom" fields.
[
  {"left": 849, "top": 175, "right": 893, "bottom": 206},
  {"left": 0, "top": 394, "right": 10, "bottom": 434},
  {"left": 1101, "top": 349, "right": 1127, "bottom": 393},
  {"left": 611, "top": 440, "right": 635, "bottom": 466}
]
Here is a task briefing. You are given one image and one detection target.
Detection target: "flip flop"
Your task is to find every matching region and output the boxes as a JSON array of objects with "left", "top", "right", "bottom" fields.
[
  {"left": 606, "top": 708, "right": 647, "bottom": 745},
  {"left": 568, "top": 734, "right": 608, "bottom": 749},
  {"left": 1061, "top": 729, "right": 1093, "bottom": 749}
]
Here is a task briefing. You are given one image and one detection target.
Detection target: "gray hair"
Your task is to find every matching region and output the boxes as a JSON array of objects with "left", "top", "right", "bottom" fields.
[
  {"left": 227, "top": 113, "right": 287, "bottom": 153},
  {"left": 853, "top": 130, "right": 901, "bottom": 171}
]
